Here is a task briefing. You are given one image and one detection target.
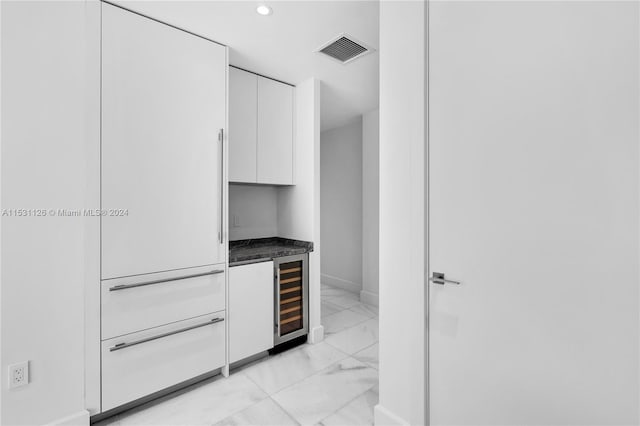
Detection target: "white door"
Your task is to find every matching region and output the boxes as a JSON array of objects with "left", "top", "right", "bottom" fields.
[
  {"left": 257, "top": 77, "right": 294, "bottom": 185},
  {"left": 429, "top": 2, "right": 639, "bottom": 425},
  {"left": 101, "top": 3, "right": 226, "bottom": 279}
]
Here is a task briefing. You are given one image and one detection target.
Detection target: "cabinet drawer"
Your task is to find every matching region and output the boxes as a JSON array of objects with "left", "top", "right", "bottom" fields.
[
  {"left": 102, "top": 312, "right": 226, "bottom": 411},
  {"left": 102, "top": 267, "right": 226, "bottom": 340}
]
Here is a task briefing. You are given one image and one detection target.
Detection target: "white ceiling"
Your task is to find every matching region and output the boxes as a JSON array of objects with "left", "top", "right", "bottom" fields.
[{"left": 112, "top": 1, "right": 380, "bottom": 131}]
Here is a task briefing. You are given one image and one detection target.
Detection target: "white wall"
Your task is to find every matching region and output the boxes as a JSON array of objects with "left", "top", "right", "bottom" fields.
[
  {"left": 375, "top": 1, "right": 427, "bottom": 425},
  {"left": 229, "top": 184, "right": 278, "bottom": 241},
  {"left": 320, "top": 119, "right": 363, "bottom": 294},
  {"left": 1, "top": 1, "right": 90, "bottom": 424},
  {"left": 278, "top": 78, "right": 323, "bottom": 343},
  {"left": 362, "top": 108, "right": 379, "bottom": 306}
]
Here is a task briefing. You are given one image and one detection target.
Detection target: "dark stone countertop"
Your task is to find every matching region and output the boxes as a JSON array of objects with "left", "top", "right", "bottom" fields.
[{"left": 229, "top": 237, "right": 314, "bottom": 266}]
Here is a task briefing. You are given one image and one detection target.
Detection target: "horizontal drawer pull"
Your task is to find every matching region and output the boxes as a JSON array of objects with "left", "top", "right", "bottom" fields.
[
  {"left": 280, "top": 267, "right": 301, "bottom": 274},
  {"left": 281, "top": 295, "right": 301, "bottom": 305},
  {"left": 109, "top": 317, "right": 224, "bottom": 352},
  {"left": 280, "top": 277, "right": 301, "bottom": 285},
  {"left": 280, "top": 306, "right": 301, "bottom": 315},
  {"left": 280, "top": 315, "right": 302, "bottom": 325},
  {"left": 280, "top": 286, "right": 301, "bottom": 295},
  {"left": 109, "top": 270, "right": 224, "bottom": 292}
]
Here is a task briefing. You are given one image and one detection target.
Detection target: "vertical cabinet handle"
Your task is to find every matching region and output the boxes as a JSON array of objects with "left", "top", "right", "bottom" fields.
[
  {"left": 219, "top": 128, "right": 224, "bottom": 244},
  {"left": 275, "top": 267, "right": 281, "bottom": 333}
]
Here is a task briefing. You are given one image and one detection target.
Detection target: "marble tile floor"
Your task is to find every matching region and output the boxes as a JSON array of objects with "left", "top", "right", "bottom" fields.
[{"left": 96, "top": 284, "right": 379, "bottom": 426}]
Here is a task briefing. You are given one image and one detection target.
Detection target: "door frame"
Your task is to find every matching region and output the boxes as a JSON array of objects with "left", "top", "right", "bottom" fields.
[{"left": 375, "top": 1, "right": 429, "bottom": 425}]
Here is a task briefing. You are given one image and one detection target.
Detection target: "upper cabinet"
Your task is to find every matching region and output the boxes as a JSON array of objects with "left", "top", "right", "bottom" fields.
[
  {"left": 229, "top": 67, "right": 294, "bottom": 185},
  {"left": 257, "top": 77, "right": 294, "bottom": 185},
  {"left": 229, "top": 68, "right": 258, "bottom": 183}
]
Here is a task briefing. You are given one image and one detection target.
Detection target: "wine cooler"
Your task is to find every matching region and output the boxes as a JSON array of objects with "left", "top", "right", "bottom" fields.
[{"left": 274, "top": 254, "right": 309, "bottom": 345}]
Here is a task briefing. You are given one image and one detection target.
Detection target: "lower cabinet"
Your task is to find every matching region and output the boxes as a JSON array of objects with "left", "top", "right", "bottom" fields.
[
  {"left": 229, "top": 261, "right": 275, "bottom": 363},
  {"left": 101, "top": 312, "right": 226, "bottom": 411}
]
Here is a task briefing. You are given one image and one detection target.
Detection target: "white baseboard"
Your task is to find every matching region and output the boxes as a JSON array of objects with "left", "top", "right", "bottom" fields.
[
  {"left": 46, "top": 410, "right": 90, "bottom": 426},
  {"left": 308, "top": 324, "right": 325, "bottom": 344},
  {"left": 374, "top": 404, "right": 410, "bottom": 426},
  {"left": 321, "top": 273, "right": 361, "bottom": 294},
  {"left": 360, "top": 289, "right": 379, "bottom": 306}
]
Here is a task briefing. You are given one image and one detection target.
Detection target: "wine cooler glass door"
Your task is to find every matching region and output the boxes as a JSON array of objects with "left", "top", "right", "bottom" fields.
[{"left": 275, "top": 254, "right": 308, "bottom": 344}]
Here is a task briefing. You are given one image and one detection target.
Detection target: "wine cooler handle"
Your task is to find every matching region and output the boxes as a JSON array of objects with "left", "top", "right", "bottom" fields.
[{"left": 274, "top": 266, "right": 281, "bottom": 334}]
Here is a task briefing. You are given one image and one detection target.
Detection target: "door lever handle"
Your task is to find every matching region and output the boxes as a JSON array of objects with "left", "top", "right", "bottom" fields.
[{"left": 430, "top": 272, "right": 461, "bottom": 285}]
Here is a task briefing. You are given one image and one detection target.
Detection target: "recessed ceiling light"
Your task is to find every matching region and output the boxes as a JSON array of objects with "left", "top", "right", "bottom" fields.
[{"left": 256, "top": 5, "right": 272, "bottom": 16}]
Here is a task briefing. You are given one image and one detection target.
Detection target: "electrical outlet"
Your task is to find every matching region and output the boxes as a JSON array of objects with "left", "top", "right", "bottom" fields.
[
  {"left": 8, "top": 361, "right": 29, "bottom": 389},
  {"left": 233, "top": 214, "right": 240, "bottom": 227}
]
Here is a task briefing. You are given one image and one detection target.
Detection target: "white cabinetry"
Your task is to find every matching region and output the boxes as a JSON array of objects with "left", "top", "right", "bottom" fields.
[
  {"left": 229, "top": 261, "right": 274, "bottom": 363},
  {"left": 257, "top": 77, "right": 294, "bottom": 185},
  {"left": 99, "top": 3, "right": 228, "bottom": 413},
  {"left": 229, "top": 67, "right": 294, "bottom": 185},
  {"left": 101, "top": 267, "right": 226, "bottom": 340},
  {"left": 102, "top": 3, "right": 226, "bottom": 279},
  {"left": 229, "top": 67, "right": 258, "bottom": 183},
  {"left": 101, "top": 312, "right": 226, "bottom": 411}
]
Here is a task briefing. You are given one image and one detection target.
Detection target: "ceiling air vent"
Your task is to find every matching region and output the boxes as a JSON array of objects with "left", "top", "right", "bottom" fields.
[{"left": 316, "top": 33, "right": 374, "bottom": 64}]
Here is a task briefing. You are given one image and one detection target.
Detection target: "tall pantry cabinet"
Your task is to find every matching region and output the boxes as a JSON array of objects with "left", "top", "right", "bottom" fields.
[{"left": 96, "top": 3, "right": 228, "bottom": 414}]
